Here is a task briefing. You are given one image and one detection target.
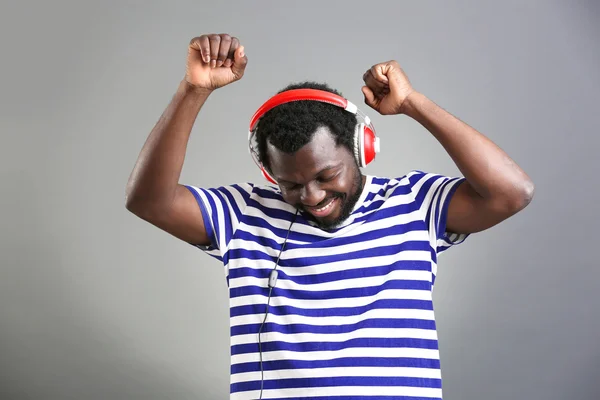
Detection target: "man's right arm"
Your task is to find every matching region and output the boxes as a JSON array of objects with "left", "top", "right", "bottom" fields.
[
  {"left": 124, "top": 34, "right": 247, "bottom": 246},
  {"left": 125, "top": 82, "right": 212, "bottom": 245}
]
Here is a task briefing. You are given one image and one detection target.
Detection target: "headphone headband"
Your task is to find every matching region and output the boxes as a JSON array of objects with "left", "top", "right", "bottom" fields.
[{"left": 249, "top": 89, "right": 355, "bottom": 132}]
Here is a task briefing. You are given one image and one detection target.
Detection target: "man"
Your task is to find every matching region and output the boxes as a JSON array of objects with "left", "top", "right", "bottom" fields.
[{"left": 126, "top": 33, "right": 534, "bottom": 400}]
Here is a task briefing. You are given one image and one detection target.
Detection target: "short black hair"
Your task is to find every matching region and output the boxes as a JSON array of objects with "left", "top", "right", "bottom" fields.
[{"left": 254, "top": 81, "right": 357, "bottom": 172}]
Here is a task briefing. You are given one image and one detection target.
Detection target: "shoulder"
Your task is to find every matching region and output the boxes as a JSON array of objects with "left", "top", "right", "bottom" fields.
[
  {"left": 186, "top": 181, "right": 287, "bottom": 204},
  {"left": 366, "top": 170, "right": 462, "bottom": 207},
  {"left": 367, "top": 171, "right": 426, "bottom": 198},
  {"left": 243, "top": 182, "right": 299, "bottom": 223},
  {"left": 400, "top": 170, "right": 461, "bottom": 194}
]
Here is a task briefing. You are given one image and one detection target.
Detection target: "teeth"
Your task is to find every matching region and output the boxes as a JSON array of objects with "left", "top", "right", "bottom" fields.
[{"left": 315, "top": 199, "right": 334, "bottom": 212}]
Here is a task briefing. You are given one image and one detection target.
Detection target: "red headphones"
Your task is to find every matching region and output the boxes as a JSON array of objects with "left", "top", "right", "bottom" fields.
[{"left": 248, "top": 88, "right": 381, "bottom": 184}]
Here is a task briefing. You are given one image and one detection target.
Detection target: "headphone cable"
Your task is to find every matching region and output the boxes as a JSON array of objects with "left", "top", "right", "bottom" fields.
[{"left": 256, "top": 209, "right": 298, "bottom": 400}]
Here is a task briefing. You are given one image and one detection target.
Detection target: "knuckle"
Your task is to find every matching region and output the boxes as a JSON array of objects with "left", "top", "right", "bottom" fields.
[{"left": 219, "top": 33, "right": 232, "bottom": 42}]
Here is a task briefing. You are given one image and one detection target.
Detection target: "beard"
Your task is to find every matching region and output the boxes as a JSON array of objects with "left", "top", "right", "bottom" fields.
[{"left": 306, "top": 166, "right": 364, "bottom": 230}]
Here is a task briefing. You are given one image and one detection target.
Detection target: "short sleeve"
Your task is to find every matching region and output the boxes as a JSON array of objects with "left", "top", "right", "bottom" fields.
[
  {"left": 184, "top": 183, "right": 254, "bottom": 262},
  {"left": 406, "top": 170, "right": 469, "bottom": 255}
]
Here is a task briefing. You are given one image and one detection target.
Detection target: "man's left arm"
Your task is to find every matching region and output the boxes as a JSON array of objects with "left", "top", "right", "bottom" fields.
[
  {"left": 401, "top": 91, "right": 534, "bottom": 234},
  {"left": 362, "top": 60, "right": 535, "bottom": 235}
]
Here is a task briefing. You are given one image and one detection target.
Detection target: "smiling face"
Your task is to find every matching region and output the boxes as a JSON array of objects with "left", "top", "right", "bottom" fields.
[{"left": 267, "top": 126, "right": 365, "bottom": 229}]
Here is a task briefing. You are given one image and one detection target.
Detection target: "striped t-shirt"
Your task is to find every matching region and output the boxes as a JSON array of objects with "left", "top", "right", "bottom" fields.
[{"left": 185, "top": 170, "right": 468, "bottom": 400}]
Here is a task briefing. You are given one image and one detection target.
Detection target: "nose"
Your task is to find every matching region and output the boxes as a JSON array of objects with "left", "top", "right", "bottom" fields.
[{"left": 300, "top": 182, "right": 326, "bottom": 207}]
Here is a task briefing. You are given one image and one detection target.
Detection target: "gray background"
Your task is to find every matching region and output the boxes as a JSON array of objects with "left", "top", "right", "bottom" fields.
[{"left": 1, "top": 1, "right": 598, "bottom": 399}]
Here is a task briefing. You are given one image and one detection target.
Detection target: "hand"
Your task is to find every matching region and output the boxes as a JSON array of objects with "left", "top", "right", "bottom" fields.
[
  {"left": 361, "top": 60, "right": 415, "bottom": 115},
  {"left": 185, "top": 33, "right": 248, "bottom": 91}
]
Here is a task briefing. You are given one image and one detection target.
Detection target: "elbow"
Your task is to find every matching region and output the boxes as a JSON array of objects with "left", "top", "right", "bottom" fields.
[
  {"left": 482, "top": 178, "right": 534, "bottom": 225},
  {"left": 507, "top": 178, "right": 535, "bottom": 213},
  {"left": 125, "top": 191, "right": 143, "bottom": 215},
  {"left": 124, "top": 188, "right": 151, "bottom": 217},
  {"left": 522, "top": 178, "right": 535, "bottom": 205},
  {"left": 125, "top": 180, "right": 151, "bottom": 216},
  {"left": 124, "top": 189, "right": 171, "bottom": 222},
  {"left": 125, "top": 194, "right": 156, "bottom": 222},
  {"left": 125, "top": 180, "right": 137, "bottom": 212}
]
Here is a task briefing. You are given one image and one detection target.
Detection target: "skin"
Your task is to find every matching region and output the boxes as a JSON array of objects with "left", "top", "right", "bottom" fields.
[{"left": 125, "top": 33, "right": 534, "bottom": 247}]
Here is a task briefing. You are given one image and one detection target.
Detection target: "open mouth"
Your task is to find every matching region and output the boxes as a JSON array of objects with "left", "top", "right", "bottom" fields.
[{"left": 306, "top": 197, "right": 339, "bottom": 218}]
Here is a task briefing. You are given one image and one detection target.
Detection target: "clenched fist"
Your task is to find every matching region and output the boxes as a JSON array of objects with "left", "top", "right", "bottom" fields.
[
  {"left": 185, "top": 33, "right": 248, "bottom": 91},
  {"left": 361, "top": 60, "right": 415, "bottom": 115}
]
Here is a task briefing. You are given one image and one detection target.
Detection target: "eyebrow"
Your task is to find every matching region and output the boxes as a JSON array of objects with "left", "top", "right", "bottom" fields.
[{"left": 276, "top": 164, "right": 342, "bottom": 184}]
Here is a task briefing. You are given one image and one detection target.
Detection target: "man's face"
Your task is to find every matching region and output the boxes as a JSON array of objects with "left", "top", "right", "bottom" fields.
[{"left": 267, "top": 127, "right": 365, "bottom": 229}]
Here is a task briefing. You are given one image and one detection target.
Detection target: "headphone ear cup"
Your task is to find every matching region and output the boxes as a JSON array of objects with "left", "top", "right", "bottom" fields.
[
  {"left": 362, "top": 125, "right": 378, "bottom": 166},
  {"left": 354, "top": 123, "right": 364, "bottom": 167}
]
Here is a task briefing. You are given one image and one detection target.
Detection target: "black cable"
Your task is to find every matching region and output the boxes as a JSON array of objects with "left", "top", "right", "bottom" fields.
[{"left": 256, "top": 210, "right": 298, "bottom": 400}]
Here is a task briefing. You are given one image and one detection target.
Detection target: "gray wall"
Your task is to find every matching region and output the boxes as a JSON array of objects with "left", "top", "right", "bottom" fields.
[{"left": 1, "top": 1, "right": 598, "bottom": 399}]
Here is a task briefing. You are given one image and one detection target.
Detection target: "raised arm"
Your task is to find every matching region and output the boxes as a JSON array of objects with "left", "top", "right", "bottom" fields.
[
  {"left": 125, "top": 34, "right": 247, "bottom": 245},
  {"left": 361, "top": 60, "right": 534, "bottom": 234}
]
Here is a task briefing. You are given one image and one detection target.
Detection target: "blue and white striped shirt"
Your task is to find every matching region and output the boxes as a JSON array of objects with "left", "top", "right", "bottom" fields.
[{"left": 186, "top": 170, "right": 468, "bottom": 400}]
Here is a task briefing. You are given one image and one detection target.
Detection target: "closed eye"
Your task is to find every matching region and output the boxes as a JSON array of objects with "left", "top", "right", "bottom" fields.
[
  {"left": 282, "top": 183, "right": 301, "bottom": 190},
  {"left": 318, "top": 173, "right": 339, "bottom": 183}
]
